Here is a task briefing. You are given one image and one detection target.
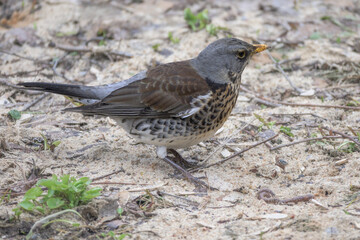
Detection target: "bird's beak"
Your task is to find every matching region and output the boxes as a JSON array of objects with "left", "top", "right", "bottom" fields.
[{"left": 252, "top": 44, "right": 268, "bottom": 54}]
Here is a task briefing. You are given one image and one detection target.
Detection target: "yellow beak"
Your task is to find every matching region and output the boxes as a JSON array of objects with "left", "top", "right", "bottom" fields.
[{"left": 252, "top": 44, "right": 268, "bottom": 53}]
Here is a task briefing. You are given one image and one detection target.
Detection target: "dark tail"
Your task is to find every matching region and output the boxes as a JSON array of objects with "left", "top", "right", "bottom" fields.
[{"left": 18, "top": 82, "right": 102, "bottom": 100}]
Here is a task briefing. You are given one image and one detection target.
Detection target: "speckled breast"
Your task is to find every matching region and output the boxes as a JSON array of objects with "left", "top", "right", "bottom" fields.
[{"left": 124, "top": 83, "right": 239, "bottom": 149}]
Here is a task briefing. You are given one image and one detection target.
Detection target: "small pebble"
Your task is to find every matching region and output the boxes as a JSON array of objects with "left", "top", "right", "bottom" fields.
[
  {"left": 221, "top": 149, "right": 232, "bottom": 158},
  {"left": 106, "top": 220, "right": 125, "bottom": 230},
  {"left": 325, "top": 227, "right": 338, "bottom": 236}
]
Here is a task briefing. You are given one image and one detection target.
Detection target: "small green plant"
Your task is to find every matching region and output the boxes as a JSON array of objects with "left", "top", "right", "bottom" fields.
[
  {"left": 280, "top": 126, "right": 294, "bottom": 137},
  {"left": 117, "top": 207, "right": 124, "bottom": 217},
  {"left": 13, "top": 174, "right": 102, "bottom": 218},
  {"left": 205, "top": 24, "right": 229, "bottom": 36},
  {"left": 184, "top": 8, "right": 209, "bottom": 31},
  {"left": 346, "top": 99, "right": 360, "bottom": 106},
  {"left": 98, "top": 231, "right": 129, "bottom": 240},
  {"left": 338, "top": 141, "right": 358, "bottom": 153},
  {"left": 39, "top": 133, "right": 61, "bottom": 151},
  {"left": 184, "top": 8, "right": 227, "bottom": 36},
  {"left": 168, "top": 32, "right": 180, "bottom": 44},
  {"left": 152, "top": 43, "right": 161, "bottom": 52},
  {"left": 254, "top": 113, "right": 276, "bottom": 131},
  {"left": 320, "top": 16, "right": 353, "bottom": 32},
  {"left": 97, "top": 29, "right": 107, "bottom": 46},
  {"left": 8, "top": 109, "right": 21, "bottom": 120}
]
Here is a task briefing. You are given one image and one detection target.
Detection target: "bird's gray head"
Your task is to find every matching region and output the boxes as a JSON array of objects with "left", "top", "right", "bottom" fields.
[{"left": 191, "top": 38, "right": 267, "bottom": 85}]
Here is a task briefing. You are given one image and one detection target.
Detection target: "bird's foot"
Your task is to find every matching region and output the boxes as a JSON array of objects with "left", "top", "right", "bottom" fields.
[
  {"left": 167, "top": 149, "right": 197, "bottom": 169},
  {"left": 162, "top": 149, "right": 216, "bottom": 191}
]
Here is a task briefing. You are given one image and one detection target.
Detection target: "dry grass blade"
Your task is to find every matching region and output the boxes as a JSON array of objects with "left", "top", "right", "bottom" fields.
[{"left": 196, "top": 133, "right": 279, "bottom": 170}]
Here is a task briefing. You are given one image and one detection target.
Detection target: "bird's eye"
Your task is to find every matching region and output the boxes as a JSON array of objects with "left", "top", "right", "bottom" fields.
[{"left": 237, "top": 50, "right": 246, "bottom": 59}]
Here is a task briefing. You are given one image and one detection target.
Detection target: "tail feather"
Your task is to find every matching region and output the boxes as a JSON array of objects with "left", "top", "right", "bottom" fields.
[{"left": 18, "top": 82, "right": 102, "bottom": 100}]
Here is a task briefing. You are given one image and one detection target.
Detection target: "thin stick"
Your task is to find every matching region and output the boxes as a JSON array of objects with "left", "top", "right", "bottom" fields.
[
  {"left": 91, "top": 169, "right": 125, "bottom": 181},
  {"left": 0, "top": 49, "right": 48, "bottom": 64},
  {"left": 202, "top": 119, "right": 255, "bottom": 164},
  {"left": 0, "top": 49, "right": 73, "bottom": 82},
  {"left": 0, "top": 78, "right": 22, "bottom": 88},
  {"left": 158, "top": 191, "right": 200, "bottom": 206},
  {"left": 51, "top": 53, "right": 73, "bottom": 81},
  {"left": 321, "top": 127, "right": 360, "bottom": 148},
  {"left": 253, "top": 97, "right": 282, "bottom": 107},
  {"left": 270, "top": 136, "right": 343, "bottom": 151},
  {"left": 244, "top": 129, "right": 273, "bottom": 149},
  {"left": 21, "top": 93, "right": 50, "bottom": 111},
  {"left": 50, "top": 42, "right": 133, "bottom": 58},
  {"left": 276, "top": 101, "right": 360, "bottom": 110},
  {"left": 128, "top": 183, "right": 166, "bottom": 192},
  {"left": 266, "top": 51, "right": 303, "bottom": 93},
  {"left": 26, "top": 209, "right": 83, "bottom": 240},
  {"left": 196, "top": 133, "right": 279, "bottom": 170},
  {"left": 257, "top": 188, "right": 314, "bottom": 204},
  {"left": 320, "top": 84, "right": 360, "bottom": 90},
  {"left": 91, "top": 181, "right": 149, "bottom": 186},
  {"left": 241, "top": 86, "right": 360, "bottom": 111}
]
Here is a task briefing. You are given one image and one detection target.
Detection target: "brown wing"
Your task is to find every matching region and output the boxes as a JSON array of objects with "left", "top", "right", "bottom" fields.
[{"left": 66, "top": 61, "right": 213, "bottom": 118}]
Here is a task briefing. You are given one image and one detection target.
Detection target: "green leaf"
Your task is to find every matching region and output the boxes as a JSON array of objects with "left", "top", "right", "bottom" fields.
[
  {"left": 35, "top": 206, "right": 45, "bottom": 214},
  {"left": 280, "top": 126, "right": 294, "bottom": 137},
  {"left": 40, "top": 133, "right": 49, "bottom": 150},
  {"left": 254, "top": 113, "right": 276, "bottom": 130},
  {"left": 206, "top": 24, "right": 218, "bottom": 36},
  {"left": 24, "top": 187, "right": 43, "bottom": 201},
  {"left": 117, "top": 233, "right": 129, "bottom": 240},
  {"left": 37, "top": 179, "right": 56, "bottom": 189},
  {"left": 19, "top": 201, "right": 34, "bottom": 211},
  {"left": 8, "top": 110, "right": 21, "bottom": 120},
  {"left": 51, "top": 140, "right": 61, "bottom": 147},
  {"left": 168, "top": 32, "right": 180, "bottom": 44},
  {"left": 117, "top": 207, "right": 124, "bottom": 216},
  {"left": 82, "top": 187, "right": 102, "bottom": 201},
  {"left": 152, "top": 44, "right": 160, "bottom": 52},
  {"left": 184, "top": 8, "right": 209, "bottom": 31},
  {"left": 47, "top": 189, "right": 55, "bottom": 198},
  {"left": 61, "top": 174, "right": 70, "bottom": 185},
  {"left": 12, "top": 207, "right": 22, "bottom": 217},
  {"left": 47, "top": 198, "right": 65, "bottom": 209}
]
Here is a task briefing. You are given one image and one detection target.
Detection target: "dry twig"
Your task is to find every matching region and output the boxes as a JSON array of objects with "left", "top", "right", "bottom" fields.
[
  {"left": 50, "top": 42, "right": 133, "bottom": 58},
  {"left": 257, "top": 188, "right": 314, "bottom": 204},
  {"left": 21, "top": 93, "right": 50, "bottom": 111},
  {"left": 270, "top": 135, "right": 343, "bottom": 151},
  {"left": 266, "top": 51, "right": 303, "bottom": 94},
  {"left": 91, "top": 169, "right": 125, "bottom": 181},
  {"left": 241, "top": 86, "right": 360, "bottom": 111},
  {"left": 321, "top": 127, "right": 360, "bottom": 148},
  {"left": 195, "top": 133, "right": 279, "bottom": 170}
]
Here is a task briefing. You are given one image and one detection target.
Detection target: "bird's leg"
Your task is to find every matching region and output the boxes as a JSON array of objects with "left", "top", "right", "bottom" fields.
[
  {"left": 156, "top": 146, "right": 214, "bottom": 190},
  {"left": 168, "top": 149, "right": 196, "bottom": 169},
  {"left": 161, "top": 156, "right": 211, "bottom": 189}
]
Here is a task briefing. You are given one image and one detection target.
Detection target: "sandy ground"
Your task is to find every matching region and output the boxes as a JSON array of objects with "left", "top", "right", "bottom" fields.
[{"left": 1, "top": 0, "right": 360, "bottom": 239}]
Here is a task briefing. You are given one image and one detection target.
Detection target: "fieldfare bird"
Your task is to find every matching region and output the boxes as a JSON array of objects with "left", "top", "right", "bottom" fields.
[{"left": 18, "top": 38, "right": 268, "bottom": 188}]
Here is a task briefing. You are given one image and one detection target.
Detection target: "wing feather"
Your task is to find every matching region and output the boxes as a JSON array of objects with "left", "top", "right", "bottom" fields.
[{"left": 65, "top": 61, "right": 216, "bottom": 118}]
